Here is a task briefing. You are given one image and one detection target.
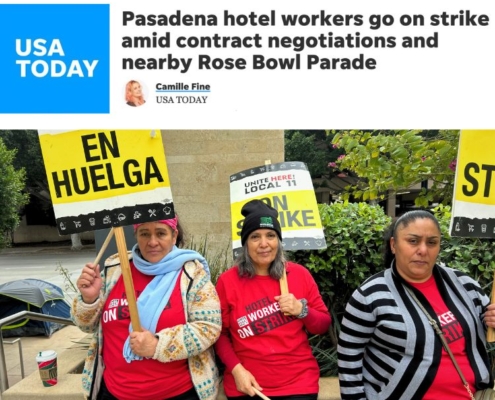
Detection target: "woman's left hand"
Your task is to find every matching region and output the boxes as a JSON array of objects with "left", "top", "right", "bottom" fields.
[
  {"left": 485, "top": 304, "right": 495, "bottom": 328},
  {"left": 129, "top": 329, "right": 159, "bottom": 358},
  {"left": 275, "top": 294, "right": 303, "bottom": 317}
]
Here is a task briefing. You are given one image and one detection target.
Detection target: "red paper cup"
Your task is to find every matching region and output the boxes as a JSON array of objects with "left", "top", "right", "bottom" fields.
[{"left": 36, "top": 350, "right": 57, "bottom": 387}]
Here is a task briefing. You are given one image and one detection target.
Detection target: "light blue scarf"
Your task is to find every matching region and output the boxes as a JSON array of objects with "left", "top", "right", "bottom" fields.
[{"left": 123, "top": 244, "right": 209, "bottom": 362}]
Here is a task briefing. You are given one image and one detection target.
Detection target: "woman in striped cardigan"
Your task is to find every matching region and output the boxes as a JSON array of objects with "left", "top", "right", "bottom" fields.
[{"left": 338, "top": 210, "right": 495, "bottom": 400}]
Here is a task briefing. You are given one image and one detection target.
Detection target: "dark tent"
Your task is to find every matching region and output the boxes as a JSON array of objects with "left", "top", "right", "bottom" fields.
[{"left": 0, "top": 279, "right": 70, "bottom": 337}]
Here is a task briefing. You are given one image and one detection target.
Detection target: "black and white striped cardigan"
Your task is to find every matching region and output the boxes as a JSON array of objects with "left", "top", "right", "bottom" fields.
[{"left": 338, "top": 263, "right": 493, "bottom": 400}]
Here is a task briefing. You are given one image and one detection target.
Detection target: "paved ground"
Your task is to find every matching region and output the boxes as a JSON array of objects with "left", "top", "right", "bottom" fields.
[{"left": 0, "top": 244, "right": 96, "bottom": 390}]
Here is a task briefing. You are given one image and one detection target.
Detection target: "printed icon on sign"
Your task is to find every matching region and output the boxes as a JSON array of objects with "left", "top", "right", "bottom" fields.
[
  {"left": 148, "top": 209, "right": 157, "bottom": 217},
  {"left": 280, "top": 164, "right": 286, "bottom": 169},
  {"left": 59, "top": 222, "right": 66, "bottom": 231},
  {"left": 291, "top": 240, "right": 298, "bottom": 246},
  {"left": 73, "top": 221, "right": 82, "bottom": 228},
  {"left": 315, "top": 240, "right": 322, "bottom": 246},
  {"left": 237, "top": 316, "right": 248, "bottom": 328},
  {"left": 230, "top": 176, "right": 236, "bottom": 181},
  {"left": 455, "top": 222, "right": 460, "bottom": 232},
  {"left": 163, "top": 206, "right": 172, "bottom": 215},
  {"left": 133, "top": 211, "right": 141, "bottom": 220},
  {"left": 468, "top": 224, "right": 474, "bottom": 232},
  {"left": 281, "top": 241, "right": 286, "bottom": 247},
  {"left": 250, "top": 169, "right": 255, "bottom": 174},
  {"left": 103, "top": 216, "right": 111, "bottom": 224},
  {"left": 89, "top": 218, "right": 95, "bottom": 226},
  {"left": 240, "top": 173, "right": 246, "bottom": 177},
  {"left": 481, "top": 224, "right": 487, "bottom": 233},
  {"left": 304, "top": 241, "right": 310, "bottom": 246},
  {"left": 290, "top": 163, "right": 296, "bottom": 167},
  {"left": 259, "top": 167, "right": 265, "bottom": 172},
  {"left": 117, "top": 213, "right": 126, "bottom": 221}
]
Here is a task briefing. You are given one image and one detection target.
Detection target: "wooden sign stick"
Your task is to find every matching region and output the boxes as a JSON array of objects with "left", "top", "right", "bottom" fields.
[
  {"left": 93, "top": 227, "right": 114, "bottom": 266},
  {"left": 264, "top": 160, "right": 290, "bottom": 304},
  {"left": 253, "top": 388, "right": 271, "bottom": 400},
  {"left": 81, "top": 228, "right": 116, "bottom": 289},
  {"left": 487, "top": 283, "right": 495, "bottom": 342},
  {"left": 114, "top": 226, "right": 142, "bottom": 332}
]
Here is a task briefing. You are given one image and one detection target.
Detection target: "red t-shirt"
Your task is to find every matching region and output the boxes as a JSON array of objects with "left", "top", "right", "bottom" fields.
[
  {"left": 101, "top": 264, "right": 193, "bottom": 400},
  {"left": 409, "top": 276, "right": 475, "bottom": 400},
  {"left": 215, "top": 262, "right": 331, "bottom": 397}
]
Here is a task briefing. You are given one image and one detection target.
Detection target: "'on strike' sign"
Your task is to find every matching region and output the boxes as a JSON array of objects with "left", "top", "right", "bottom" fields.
[
  {"left": 39, "top": 129, "right": 174, "bottom": 235},
  {"left": 230, "top": 161, "right": 326, "bottom": 258}
]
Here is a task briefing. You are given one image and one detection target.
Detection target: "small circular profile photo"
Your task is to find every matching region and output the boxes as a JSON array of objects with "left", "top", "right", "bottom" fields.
[{"left": 125, "top": 80, "right": 147, "bottom": 107}]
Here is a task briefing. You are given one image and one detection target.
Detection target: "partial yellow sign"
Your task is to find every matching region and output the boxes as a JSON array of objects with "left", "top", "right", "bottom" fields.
[
  {"left": 450, "top": 130, "right": 495, "bottom": 238},
  {"left": 454, "top": 130, "right": 495, "bottom": 206}
]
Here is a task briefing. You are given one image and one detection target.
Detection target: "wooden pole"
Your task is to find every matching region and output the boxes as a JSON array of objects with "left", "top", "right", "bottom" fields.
[
  {"left": 488, "top": 285, "right": 495, "bottom": 342},
  {"left": 253, "top": 388, "right": 271, "bottom": 400},
  {"left": 93, "top": 227, "right": 114, "bottom": 266},
  {"left": 264, "top": 160, "right": 290, "bottom": 307},
  {"left": 114, "top": 226, "right": 142, "bottom": 332},
  {"left": 81, "top": 228, "right": 115, "bottom": 289}
]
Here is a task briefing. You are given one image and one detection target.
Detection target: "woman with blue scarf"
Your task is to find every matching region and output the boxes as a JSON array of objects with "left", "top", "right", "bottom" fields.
[{"left": 72, "top": 217, "right": 221, "bottom": 400}]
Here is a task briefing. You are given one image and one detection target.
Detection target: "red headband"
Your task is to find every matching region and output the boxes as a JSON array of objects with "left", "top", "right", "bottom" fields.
[{"left": 133, "top": 217, "right": 178, "bottom": 232}]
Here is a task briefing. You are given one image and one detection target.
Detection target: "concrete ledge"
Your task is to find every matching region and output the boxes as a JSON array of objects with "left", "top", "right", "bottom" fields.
[
  {"left": 4, "top": 345, "right": 341, "bottom": 400},
  {"left": 3, "top": 346, "right": 86, "bottom": 400}
]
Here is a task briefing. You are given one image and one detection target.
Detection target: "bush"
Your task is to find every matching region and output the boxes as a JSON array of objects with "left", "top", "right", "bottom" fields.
[
  {"left": 289, "top": 202, "right": 391, "bottom": 345},
  {"left": 434, "top": 204, "right": 495, "bottom": 293}
]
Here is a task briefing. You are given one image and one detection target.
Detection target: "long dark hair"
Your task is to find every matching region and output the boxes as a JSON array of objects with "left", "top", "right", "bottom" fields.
[
  {"left": 175, "top": 218, "right": 185, "bottom": 248},
  {"left": 383, "top": 210, "right": 441, "bottom": 268}
]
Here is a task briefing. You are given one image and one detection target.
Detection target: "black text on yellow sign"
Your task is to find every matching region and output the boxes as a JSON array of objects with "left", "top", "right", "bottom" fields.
[
  {"left": 461, "top": 162, "right": 495, "bottom": 200},
  {"left": 454, "top": 130, "right": 495, "bottom": 206},
  {"left": 40, "top": 130, "right": 170, "bottom": 204},
  {"left": 232, "top": 192, "right": 321, "bottom": 239}
]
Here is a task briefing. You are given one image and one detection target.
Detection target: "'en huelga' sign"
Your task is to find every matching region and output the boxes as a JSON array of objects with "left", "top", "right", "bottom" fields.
[{"left": 38, "top": 130, "right": 174, "bottom": 235}]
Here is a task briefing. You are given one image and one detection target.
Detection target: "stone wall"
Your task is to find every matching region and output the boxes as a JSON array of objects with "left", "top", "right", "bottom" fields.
[{"left": 162, "top": 130, "right": 284, "bottom": 253}]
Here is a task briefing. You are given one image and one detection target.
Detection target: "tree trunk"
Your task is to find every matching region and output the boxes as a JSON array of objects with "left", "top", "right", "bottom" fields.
[{"left": 71, "top": 233, "right": 83, "bottom": 251}]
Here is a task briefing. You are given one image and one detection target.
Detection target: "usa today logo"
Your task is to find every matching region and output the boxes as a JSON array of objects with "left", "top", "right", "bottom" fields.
[
  {"left": 15, "top": 39, "right": 98, "bottom": 78},
  {"left": 0, "top": 4, "right": 109, "bottom": 113}
]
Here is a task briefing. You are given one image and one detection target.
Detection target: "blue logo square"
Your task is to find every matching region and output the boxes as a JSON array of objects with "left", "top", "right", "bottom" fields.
[{"left": 0, "top": 4, "right": 109, "bottom": 114}]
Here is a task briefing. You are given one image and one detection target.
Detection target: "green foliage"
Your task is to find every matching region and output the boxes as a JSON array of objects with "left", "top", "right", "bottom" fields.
[
  {"left": 433, "top": 204, "right": 495, "bottom": 292},
  {"left": 0, "top": 130, "right": 53, "bottom": 223},
  {"left": 331, "top": 130, "right": 459, "bottom": 205},
  {"left": 290, "top": 202, "right": 391, "bottom": 345},
  {"left": 310, "top": 335, "right": 339, "bottom": 377},
  {"left": 285, "top": 130, "right": 343, "bottom": 178},
  {"left": 0, "top": 138, "right": 29, "bottom": 248}
]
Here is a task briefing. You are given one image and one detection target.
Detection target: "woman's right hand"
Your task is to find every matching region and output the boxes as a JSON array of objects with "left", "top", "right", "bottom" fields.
[
  {"left": 76, "top": 263, "right": 102, "bottom": 304},
  {"left": 231, "top": 363, "right": 263, "bottom": 397}
]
